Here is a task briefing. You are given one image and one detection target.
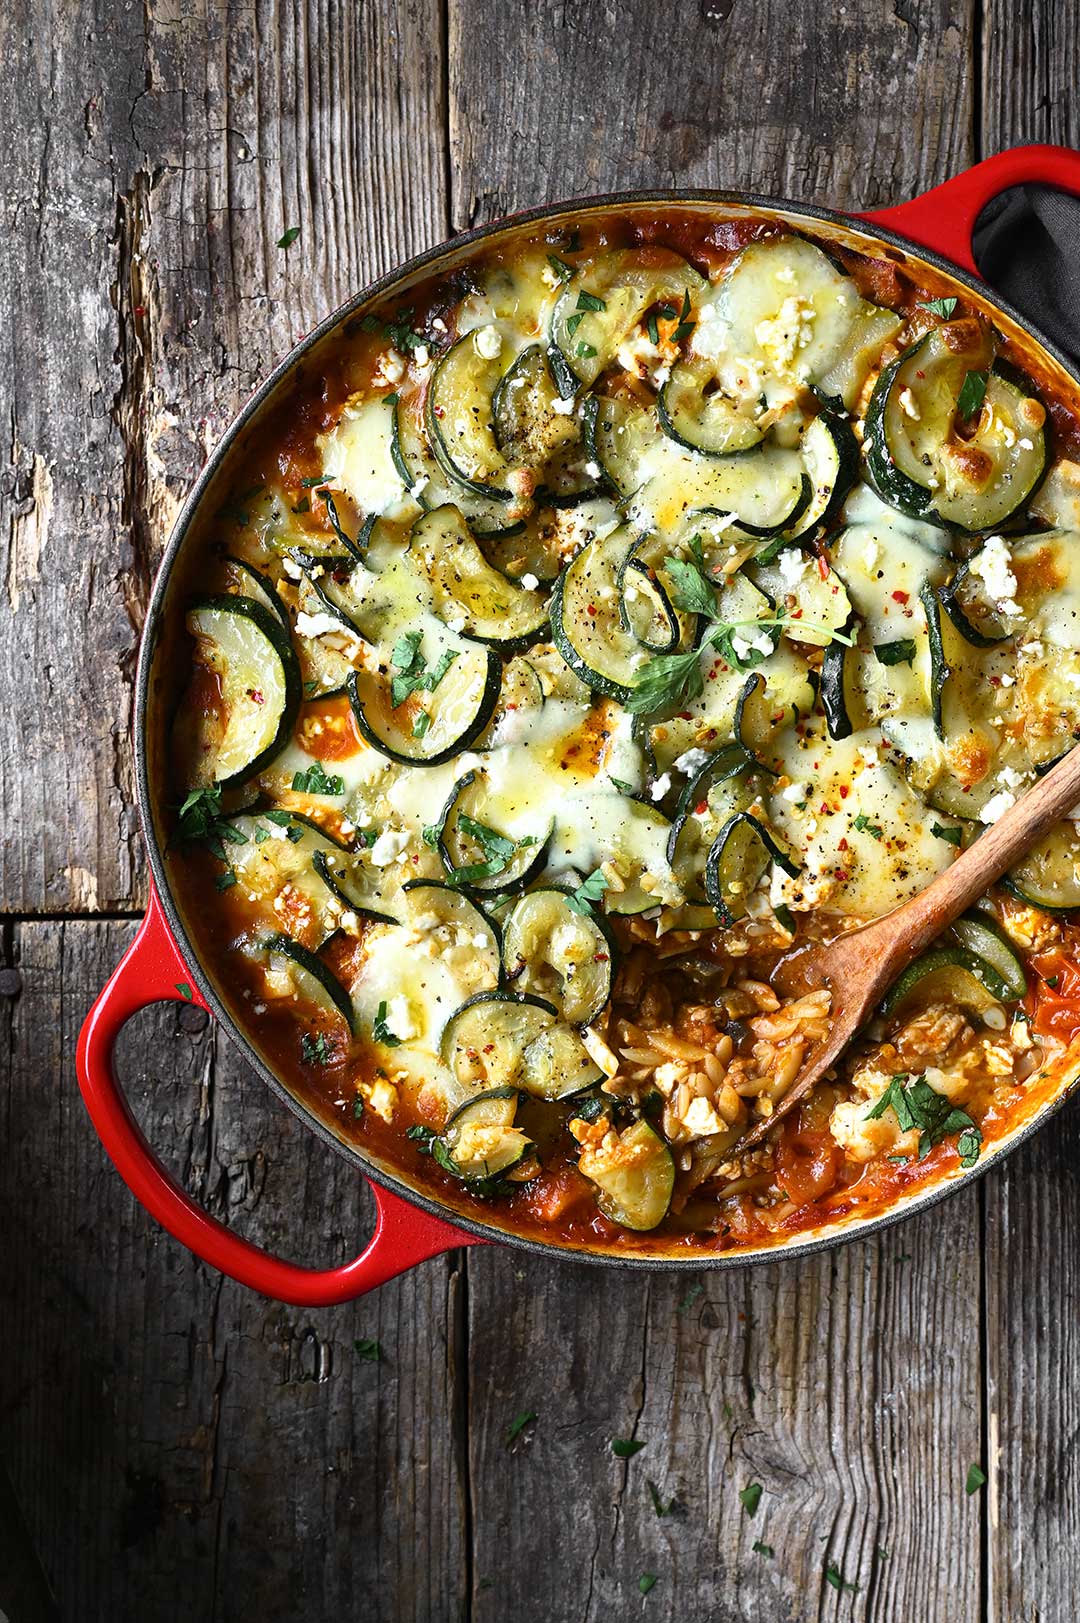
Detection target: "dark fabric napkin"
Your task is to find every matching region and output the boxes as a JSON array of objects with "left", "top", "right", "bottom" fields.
[{"left": 973, "top": 182, "right": 1080, "bottom": 368}]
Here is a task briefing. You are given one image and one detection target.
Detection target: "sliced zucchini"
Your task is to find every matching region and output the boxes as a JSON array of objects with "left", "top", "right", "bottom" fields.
[
  {"left": 881, "top": 945, "right": 1011, "bottom": 1018},
  {"left": 580, "top": 1118, "right": 675, "bottom": 1232},
  {"left": 734, "top": 671, "right": 782, "bottom": 773},
  {"left": 425, "top": 332, "right": 514, "bottom": 499},
  {"left": 820, "top": 632, "right": 867, "bottom": 741},
  {"left": 950, "top": 912, "right": 1028, "bottom": 999},
  {"left": 226, "top": 811, "right": 390, "bottom": 935},
  {"left": 657, "top": 356, "right": 766, "bottom": 456},
  {"left": 666, "top": 745, "right": 755, "bottom": 904},
  {"left": 627, "top": 434, "right": 812, "bottom": 542},
  {"left": 317, "top": 393, "right": 415, "bottom": 521},
  {"left": 705, "top": 811, "right": 799, "bottom": 923},
  {"left": 785, "top": 410, "right": 861, "bottom": 541},
  {"left": 492, "top": 343, "right": 596, "bottom": 502},
  {"left": 184, "top": 596, "right": 301, "bottom": 787},
  {"left": 437, "top": 1087, "right": 534, "bottom": 1183},
  {"left": 223, "top": 556, "right": 291, "bottom": 631},
  {"left": 291, "top": 572, "right": 367, "bottom": 698},
  {"left": 1006, "top": 823, "right": 1080, "bottom": 914},
  {"left": 749, "top": 550, "right": 852, "bottom": 648},
  {"left": 865, "top": 326, "right": 1049, "bottom": 531},
  {"left": 1031, "top": 459, "right": 1080, "bottom": 530},
  {"left": 437, "top": 771, "right": 553, "bottom": 894},
  {"left": 258, "top": 931, "right": 356, "bottom": 1035},
  {"left": 501, "top": 888, "right": 615, "bottom": 1024},
  {"left": 939, "top": 554, "right": 1015, "bottom": 648},
  {"left": 391, "top": 394, "right": 517, "bottom": 534},
  {"left": 549, "top": 248, "right": 706, "bottom": 390},
  {"left": 440, "top": 991, "right": 602, "bottom": 1098},
  {"left": 346, "top": 640, "right": 501, "bottom": 767},
  {"left": 311, "top": 846, "right": 400, "bottom": 925},
  {"left": 397, "top": 880, "right": 502, "bottom": 987},
  {"left": 408, "top": 505, "right": 549, "bottom": 650}
]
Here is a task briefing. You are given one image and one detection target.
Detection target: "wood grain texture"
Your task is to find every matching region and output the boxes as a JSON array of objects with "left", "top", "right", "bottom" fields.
[
  {"left": 0, "top": 921, "right": 466, "bottom": 1622},
  {"left": 0, "top": 0, "right": 448, "bottom": 914},
  {"left": 447, "top": 0, "right": 975, "bottom": 227}
]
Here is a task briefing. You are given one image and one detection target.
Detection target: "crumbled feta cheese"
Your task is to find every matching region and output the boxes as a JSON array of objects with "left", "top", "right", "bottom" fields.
[
  {"left": 383, "top": 995, "right": 416, "bottom": 1042},
  {"left": 584, "top": 461, "right": 602, "bottom": 479},
  {"left": 998, "top": 673, "right": 1015, "bottom": 688},
  {"left": 674, "top": 746, "right": 711, "bottom": 777},
  {"left": 295, "top": 610, "right": 348, "bottom": 639},
  {"left": 412, "top": 344, "right": 430, "bottom": 369},
  {"left": 998, "top": 766, "right": 1025, "bottom": 790},
  {"left": 777, "top": 547, "right": 809, "bottom": 588},
  {"left": 282, "top": 555, "right": 303, "bottom": 581},
  {"left": 858, "top": 744, "right": 879, "bottom": 767},
  {"left": 376, "top": 348, "right": 405, "bottom": 385},
  {"left": 682, "top": 1096, "right": 725, "bottom": 1139},
  {"left": 781, "top": 781, "right": 808, "bottom": 803},
  {"left": 519, "top": 572, "right": 540, "bottom": 592},
  {"left": 753, "top": 295, "right": 816, "bottom": 377},
  {"left": 366, "top": 1077, "right": 399, "bottom": 1123},
  {"left": 979, "top": 789, "right": 1016, "bottom": 825},
  {"left": 431, "top": 316, "right": 447, "bottom": 333},
  {"left": 409, "top": 476, "right": 430, "bottom": 501},
  {"left": 1018, "top": 436, "right": 1034, "bottom": 450},
  {"left": 265, "top": 822, "right": 292, "bottom": 841},
  {"left": 370, "top": 828, "right": 410, "bottom": 866},
  {"left": 650, "top": 773, "right": 672, "bottom": 801},
  {"left": 474, "top": 325, "right": 502, "bottom": 360},
  {"left": 731, "top": 629, "right": 775, "bottom": 661},
  {"left": 339, "top": 910, "right": 359, "bottom": 931},
  {"left": 969, "top": 534, "right": 1020, "bottom": 614},
  {"left": 550, "top": 395, "right": 576, "bottom": 416},
  {"left": 898, "top": 387, "right": 921, "bottom": 420}
]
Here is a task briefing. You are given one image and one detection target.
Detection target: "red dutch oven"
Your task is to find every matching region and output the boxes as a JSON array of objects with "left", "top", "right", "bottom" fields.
[{"left": 77, "top": 145, "right": 1080, "bottom": 1305}]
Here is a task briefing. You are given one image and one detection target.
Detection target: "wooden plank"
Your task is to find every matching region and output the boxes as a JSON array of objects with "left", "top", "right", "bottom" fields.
[
  {"left": 0, "top": 0, "right": 447, "bottom": 914},
  {"left": 0, "top": 921, "right": 466, "bottom": 1621},
  {"left": 449, "top": 6, "right": 985, "bottom": 1620},
  {"left": 979, "top": 13, "right": 1080, "bottom": 1620},
  {"left": 447, "top": 0, "right": 975, "bottom": 226}
]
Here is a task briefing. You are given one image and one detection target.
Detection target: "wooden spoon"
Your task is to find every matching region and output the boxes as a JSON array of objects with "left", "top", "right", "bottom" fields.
[{"left": 735, "top": 741, "right": 1080, "bottom": 1151}]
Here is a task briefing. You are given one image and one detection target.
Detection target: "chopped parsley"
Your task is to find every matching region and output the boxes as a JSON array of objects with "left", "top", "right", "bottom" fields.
[
  {"left": 611, "top": 1438, "right": 646, "bottom": 1459},
  {"left": 677, "top": 1281, "right": 704, "bottom": 1315},
  {"left": 277, "top": 225, "right": 301, "bottom": 248},
  {"left": 353, "top": 1337, "right": 382, "bottom": 1362},
  {"left": 575, "top": 341, "right": 598, "bottom": 359},
  {"left": 608, "top": 776, "right": 637, "bottom": 796},
  {"left": 646, "top": 311, "right": 660, "bottom": 346},
  {"left": 576, "top": 290, "right": 606, "bottom": 313},
  {"left": 389, "top": 632, "right": 459, "bottom": 709},
  {"left": 874, "top": 637, "right": 917, "bottom": 666},
  {"left": 175, "top": 786, "right": 249, "bottom": 861},
  {"left": 865, "top": 1072, "right": 982, "bottom": 1164},
  {"left": 265, "top": 809, "right": 304, "bottom": 841},
  {"left": 406, "top": 1123, "right": 437, "bottom": 1148},
  {"left": 932, "top": 822, "right": 963, "bottom": 847},
  {"left": 372, "top": 1000, "right": 402, "bottom": 1047},
  {"left": 919, "top": 296, "right": 958, "bottom": 319},
  {"left": 672, "top": 287, "right": 695, "bottom": 343},
  {"left": 412, "top": 709, "right": 432, "bottom": 739},
  {"left": 565, "top": 868, "right": 609, "bottom": 915},
  {"left": 853, "top": 813, "right": 884, "bottom": 840},
  {"left": 752, "top": 1540, "right": 773, "bottom": 1558},
  {"left": 175, "top": 982, "right": 194, "bottom": 1002},
  {"left": 965, "top": 1462, "right": 987, "bottom": 1494},
  {"left": 647, "top": 1480, "right": 673, "bottom": 1517},
  {"left": 506, "top": 1410, "right": 536, "bottom": 1446},
  {"left": 638, "top": 1574, "right": 659, "bottom": 1596},
  {"left": 825, "top": 1562, "right": 859, "bottom": 1594},
  {"left": 292, "top": 761, "right": 345, "bottom": 796},
  {"left": 352, "top": 1093, "right": 364, "bottom": 1120},
  {"left": 565, "top": 311, "right": 585, "bottom": 338},
  {"left": 665, "top": 555, "right": 719, "bottom": 618},
  {"left": 301, "top": 1032, "right": 330, "bottom": 1065},
  {"left": 957, "top": 369, "right": 988, "bottom": 419},
  {"left": 215, "top": 869, "right": 237, "bottom": 891},
  {"left": 547, "top": 253, "right": 575, "bottom": 282},
  {"left": 738, "top": 1482, "right": 763, "bottom": 1517},
  {"left": 445, "top": 816, "right": 536, "bottom": 886}
]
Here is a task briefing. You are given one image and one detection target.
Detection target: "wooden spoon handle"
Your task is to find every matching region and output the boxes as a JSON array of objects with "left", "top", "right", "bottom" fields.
[{"left": 892, "top": 740, "right": 1080, "bottom": 960}]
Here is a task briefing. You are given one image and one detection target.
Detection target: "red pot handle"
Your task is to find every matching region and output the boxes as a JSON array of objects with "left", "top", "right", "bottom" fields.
[
  {"left": 860, "top": 143, "right": 1080, "bottom": 276},
  {"left": 75, "top": 886, "right": 486, "bottom": 1305}
]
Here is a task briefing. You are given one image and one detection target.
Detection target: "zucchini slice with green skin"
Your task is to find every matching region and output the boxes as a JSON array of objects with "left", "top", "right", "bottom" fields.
[
  {"left": 734, "top": 672, "right": 784, "bottom": 773},
  {"left": 881, "top": 945, "right": 1011, "bottom": 1018},
  {"left": 437, "top": 1087, "right": 534, "bottom": 1184},
  {"left": 581, "top": 1118, "right": 675, "bottom": 1232},
  {"left": 705, "top": 811, "right": 799, "bottom": 923},
  {"left": 311, "top": 847, "right": 399, "bottom": 925},
  {"left": 391, "top": 394, "right": 518, "bottom": 535},
  {"left": 226, "top": 811, "right": 391, "bottom": 934},
  {"left": 657, "top": 356, "right": 766, "bottom": 456},
  {"left": 397, "top": 879, "right": 502, "bottom": 985},
  {"left": 550, "top": 524, "right": 692, "bottom": 702},
  {"left": 408, "top": 505, "right": 549, "bottom": 651},
  {"left": 437, "top": 771, "right": 553, "bottom": 894},
  {"left": 224, "top": 556, "right": 291, "bottom": 631},
  {"left": 785, "top": 410, "right": 861, "bottom": 541},
  {"left": 865, "top": 327, "right": 1050, "bottom": 531},
  {"left": 440, "top": 991, "right": 603, "bottom": 1099},
  {"left": 549, "top": 248, "right": 706, "bottom": 391},
  {"left": 1006, "top": 823, "right": 1080, "bottom": 914},
  {"left": 618, "top": 558, "right": 682, "bottom": 654},
  {"left": 501, "top": 888, "right": 615, "bottom": 1025},
  {"left": 492, "top": 343, "right": 598, "bottom": 503},
  {"left": 819, "top": 627, "right": 869, "bottom": 742},
  {"left": 667, "top": 745, "right": 754, "bottom": 904},
  {"left": 425, "top": 332, "right": 514, "bottom": 500},
  {"left": 259, "top": 931, "right": 356, "bottom": 1035},
  {"left": 346, "top": 641, "right": 501, "bottom": 768},
  {"left": 950, "top": 912, "right": 1028, "bottom": 999},
  {"left": 317, "top": 394, "right": 417, "bottom": 521},
  {"left": 185, "top": 595, "right": 301, "bottom": 787},
  {"left": 583, "top": 394, "right": 659, "bottom": 501},
  {"left": 940, "top": 548, "right": 1017, "bottom": 648}
]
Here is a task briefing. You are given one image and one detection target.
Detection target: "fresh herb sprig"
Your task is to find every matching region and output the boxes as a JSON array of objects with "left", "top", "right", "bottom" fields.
[
  {"left": 389, "top": 632, "right": 459, "bottom": 709},
  {"left": 865, "top": 1072, "right": 982, "bottom": 1165}
]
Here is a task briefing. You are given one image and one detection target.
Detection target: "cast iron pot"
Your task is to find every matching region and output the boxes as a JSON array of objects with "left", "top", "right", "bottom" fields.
[{"left": 77, "top": 145, "right": 1080, "bottom": 1305}]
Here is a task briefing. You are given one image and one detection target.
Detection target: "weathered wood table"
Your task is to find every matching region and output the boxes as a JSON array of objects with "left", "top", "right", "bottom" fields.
[{"left": 2, "top": 2, "right": 1078, "bottom": 1618}]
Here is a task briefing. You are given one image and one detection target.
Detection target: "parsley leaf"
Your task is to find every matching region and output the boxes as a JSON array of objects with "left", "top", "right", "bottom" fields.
[
  {"left": 919, "top": 296, "right": 958, "bottom": 319},
  {"left": 292, "top": 761, "right": 345, "bottom": 796},
  {"left": 352, "top": 1093, "right": 364, "bottom": 1119},
  {"left": 932, "top": 822, "right": 963, "bottom": 847},
  {"left": 752, "top": 1540, "right": 774, "bottom": 1558},
  {"left": 677, "top": 1281, "right": 704, "bottom": 1315},
  {"left": 506, "top": 1410, "right": 536, "bottom": 1446},
  {"left": 175, "top": 982, "right": 193, "bottom": 1002},
  {"left": 957, "top": 1124, "right": 983, "bottom": 1167},
  {"left": 565, "top": 868, "right": 609, "bottom": 915},
  {"left": 874, "top": 637, "right": 917, "bottom": 667},
  {"left": 575, "top": 341, "right": 597, "bottom": 359},
  {"left": 866, "top": 1072, "right": 981, "bottom": 1164},
  {"left": 389, "top": 634, "right": 458, "bottom": 709},
  {"left": 608, "top": 776, "right": 637, "bottom": 796},
  {"left": 175, "top": 786, "right": 249, "bottom": 863},
  {"left": 412, "top": 709, "right": 431, "bottom": 739},
  {"left": 353, "top": 1337, "right": 382, "bottom": 1362},
  {"left": 445, "top": 815, "right": 531, "bottom": 886},
  {"left": 957, "top": 369, "right": 988, "bottom": 419},
  {"left": 624, "top": 642, "right": 707, "bottom": 715},
  {"left": 372, "top": 1001, "right": 403, "bottom": 1047},
  {"left": 646, "top": 311, "right": 659, "bottom": 346},
  {"left": 665, "top": 555, "right": 719, "bottom": 617},
  {"left": 853, "top": 813, "right": 884, "bottom": 841},
  {"left": 301, "top": 1032, "right": 330, "bottom": 1065},
  {"left": 738, "top": 1482, "right": 763, "bottom": 1517},
  {"left": 966, "top": 1462, "right": 987, "bottom": 1494},
  {"left": 648, "top": 1480, "right": 673, "bottom": 1517},
  {"left": 638, "top": 1574, "right": 659, "bottom": 1596},
  {"left": 611, "top": 1438, "right": 646, "bottom": 1458},
  {"left": 547, "top": 254, "right": 574, "bottom": 282},
  {"left": 576, "top": 290, "right": 606, "bottom": 313},
  {"left": 277, "top": 225, "right": 301, "bottom": 248},
  {"left": 672, "top": 286, "right": 695, "bottom": 343},
  {"left": 825, "top": 1562, "right": 859, "bottom": 1594}
]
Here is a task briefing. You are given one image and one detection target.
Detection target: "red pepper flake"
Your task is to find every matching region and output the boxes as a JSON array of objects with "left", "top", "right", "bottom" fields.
[
  {"left": 892, "top": 590, "right": 909, "bottom": 604},
  {"left": 838, "top": 837, "right": 849, "bottom": 852},
  {"left": 679, "top": 712, "right": 693, "bottom": 722},
  {"left": 819, "top": 803, "right": 829, "bottom": 815},
  {"left": 817, "top": 555, "right": 829, "bottom": 580},
  {"left": 594, "top": 953, "right": 610, "bottom": 963},
  {"left": 249, "top": 689, "right": 264, "bottom": 705},
  {"left": 587, "top": 603, "right": 597, "bottom": 616},
  {"left": 839, "top": 784, "right": 849, "bottom": 798},
  {"left": 695, "top": 799, "right": 708, "bottom": 815}
]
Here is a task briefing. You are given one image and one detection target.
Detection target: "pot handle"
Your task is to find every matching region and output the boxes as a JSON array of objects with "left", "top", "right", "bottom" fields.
[
  {"left": 859, "top": 143, "right": 1080, "bottom": 276},
  {"left": 75, "top": 887, "right": 486, "bottom": 1306}
]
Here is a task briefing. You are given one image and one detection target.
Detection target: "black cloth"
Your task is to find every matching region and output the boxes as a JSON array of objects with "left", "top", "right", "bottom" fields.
[{"left": 973, "top": 183, "right": 1080, "bottom": 368}]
